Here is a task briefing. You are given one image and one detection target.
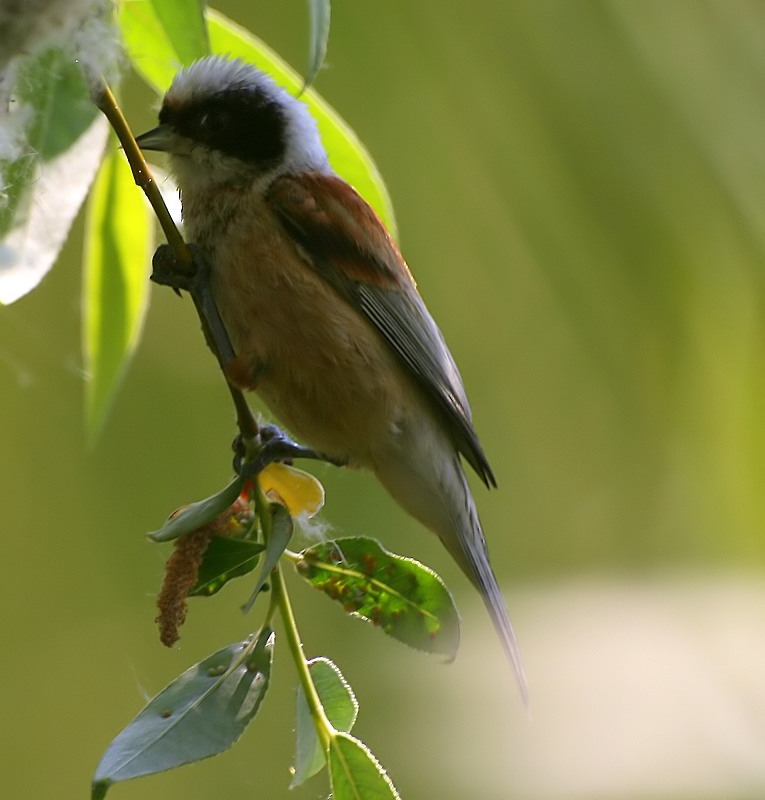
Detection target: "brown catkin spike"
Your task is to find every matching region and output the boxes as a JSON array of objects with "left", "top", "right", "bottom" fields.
[{"left": 155, "top": 530, "right": 212, "bottom": 647}]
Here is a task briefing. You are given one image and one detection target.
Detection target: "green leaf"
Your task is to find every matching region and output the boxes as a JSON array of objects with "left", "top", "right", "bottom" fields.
[
  {"left": 1, "top": 49, "right": 97, "bottom": 234},
  {"left": 121, "top": 4, "right": 395, "bottom": 233},
  {"left": 148, "top": 0, "right": 209, "bottom": 65},
  {"left": 119, "top": 0, "right": 179, "bottom": 91},
  {"left": 242, "top": 503, "right": 293, "bottom": 612},
  {"left": 207, "top": 9, "right": 397, "bottom": 235},
  {"left": 148, "top": 476, "right": 247, "bottom": 542},
  {"left": 83, "top": 147, "right": 151, "bottom": 439},
  {"left": 0, "top": 49, "right": 106, "bottom": 304},
  {"left": 296, "top": 537, "right": 461, "bottom": 658},
  {"left": 304, "top": 0, "right": 331, "bottom": 89},
  {"left": 292, "top": 657, "right": 358, "bottom": 788},
  {"left": 92, "top": 630, "right": 274, "bottom": 794},
  {"left": 189, "top": 537, "right": 264, "bottom": 597},
  {"left": 329, "top": 732, "right": 401, "bottom": 800}
]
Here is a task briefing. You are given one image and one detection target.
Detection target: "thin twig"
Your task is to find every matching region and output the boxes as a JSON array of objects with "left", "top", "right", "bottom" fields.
[
  {"left": 90, "top": 77, "right": 259, "bottom": 441},
  {"left": 93, "top": 74, "right": 337, "bottom": 758},
  {"left": 272, "top": 559, "right": 334, "bottom": 751},
  {"left": 91, "top": 81, "right": 188, "bottom": 258}
]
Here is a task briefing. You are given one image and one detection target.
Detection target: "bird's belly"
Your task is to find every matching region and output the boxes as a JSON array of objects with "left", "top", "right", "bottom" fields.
[
  {"left": 204, "top": 213, "right": 407, "bottom": 465},
  {"left": 255, "top": 309, "right": 404, "bottom": 464}
]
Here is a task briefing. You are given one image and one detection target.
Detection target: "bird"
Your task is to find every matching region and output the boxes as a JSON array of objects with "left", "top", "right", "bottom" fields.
[{"left": 135, "top": 55, "right": 527, "bottom": 702}]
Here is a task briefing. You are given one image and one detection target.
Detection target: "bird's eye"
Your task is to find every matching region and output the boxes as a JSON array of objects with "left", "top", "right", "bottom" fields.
[{"left": 199, "top": 109, "right": 230, "bottom": 135}]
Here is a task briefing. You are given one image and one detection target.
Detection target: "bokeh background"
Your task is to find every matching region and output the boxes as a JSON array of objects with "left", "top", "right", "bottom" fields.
[{"left": 4, "top": 1, "right": 765, "bottom": 798}]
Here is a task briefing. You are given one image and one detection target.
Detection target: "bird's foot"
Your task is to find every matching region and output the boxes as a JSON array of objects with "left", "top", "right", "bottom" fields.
[
  {"left": 233, "top": 425, "right": 346, "bottom": 478},
  {"left": 151, "top": 243, "right": 210, "bottom": 296}
]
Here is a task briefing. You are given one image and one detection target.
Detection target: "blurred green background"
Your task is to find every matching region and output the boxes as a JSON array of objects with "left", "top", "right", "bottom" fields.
[{"left": 4, "top": 1, "right": 765, "bottom": 798}]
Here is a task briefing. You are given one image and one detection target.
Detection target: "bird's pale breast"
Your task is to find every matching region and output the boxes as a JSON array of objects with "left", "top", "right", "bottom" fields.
[{"left": 182, "top": 187, "right": 410, "bottom": 466}]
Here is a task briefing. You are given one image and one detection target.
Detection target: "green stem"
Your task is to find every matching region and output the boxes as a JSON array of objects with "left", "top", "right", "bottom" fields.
[
  {"left": 254, "top": 480, "right": 281, "bottom": 626},
  {"left": 253, "top": 482, "right": 272, "bottom": 541},
  {"left": 251, "top": 482, "right": 333, "bottom": 748},
  {"left": 273, "top": 562, "right": 334, "bottom": 751}
]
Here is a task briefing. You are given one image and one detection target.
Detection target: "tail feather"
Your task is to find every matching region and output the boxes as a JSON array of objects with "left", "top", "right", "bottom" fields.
[
  {"left": 468, "top": 543, "right": 529, "bottom": 706},
  {"left": 442, "top": 466, "right": 529, "bottom": 705},
  {"left": 373, "top": 436, "right": 528, "bottom": 702}
]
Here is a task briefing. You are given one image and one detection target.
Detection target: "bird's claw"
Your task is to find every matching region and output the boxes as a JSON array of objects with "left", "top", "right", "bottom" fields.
[
  {"left": 232, "top": 425, "right": 345, "bottom": 478},
  {"left": 151, "top": 243, "right": 211, "bottom": 296}
]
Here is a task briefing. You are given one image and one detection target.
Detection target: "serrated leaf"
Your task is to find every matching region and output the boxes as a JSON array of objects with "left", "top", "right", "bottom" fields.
[
  {"left": 292, "top": 657, "right": 358, "bottom": 788},
  {"left": 296, "top": 537, "right": 461, "bottom": 657},
  {"left": 92, "top": 630, "right": 274, "bottom": 793},
  {"left": 242, "top": 503, "right": 293, "bottom": 612},
  {"left": 83, "top": 147, "right": 151, "bottom": 439},
  {"left": 189, "top": 537, "right": 264, "bottom": 597},
  {"left": 304, "top": 0, "right": 331, "bottom": 89},
  {"left": 148, "top": 0, "right": 209, "bottom": 65},
  {"left": 0, "top": 50, "right": 106, "bottom": 304},
  {"left": 258, "top": 462, "right": 325, "bottom": 518},
  {"left": 148, "top": 476, "right": 247, "bottom": 542},
  {"left": 207, "top": 9, "right": 396, "bottom": 235},
  {"left": 329, "top": 732, "right": 400, "bottom": 800}
]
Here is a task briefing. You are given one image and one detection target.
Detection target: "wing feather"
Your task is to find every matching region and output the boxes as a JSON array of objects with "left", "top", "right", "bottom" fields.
[{"left": 268, "top": 172, "right": 496, "bottom": 488}]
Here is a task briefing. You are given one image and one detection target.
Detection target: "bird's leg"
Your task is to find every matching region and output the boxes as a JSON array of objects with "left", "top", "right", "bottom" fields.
[{"left": 233, "top": 425, "right": 347, "bottom": 478}]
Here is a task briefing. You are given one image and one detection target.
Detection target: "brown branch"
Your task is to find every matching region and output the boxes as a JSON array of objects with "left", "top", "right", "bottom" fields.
[{"left": 90, "top": 77, "right": 259, "bottom": 442}]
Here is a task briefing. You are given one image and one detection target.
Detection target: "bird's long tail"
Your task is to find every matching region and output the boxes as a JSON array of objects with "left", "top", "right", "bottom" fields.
[
  {"left": 462, "top": 527, "right": 529, "bottom": 706},
  {"left": 438, "top": 463, "right": 528, "bottom": 705},
  {"left": 374, "top": 444, "right": 528, "bottom": 703}
]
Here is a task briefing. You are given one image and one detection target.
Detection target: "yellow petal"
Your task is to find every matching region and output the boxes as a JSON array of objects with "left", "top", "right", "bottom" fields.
[{"left": 257, "top": 463, "right": 325, "bottom": 518}]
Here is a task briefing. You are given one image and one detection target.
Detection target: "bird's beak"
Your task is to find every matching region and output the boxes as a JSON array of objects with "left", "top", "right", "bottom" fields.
[{"left": 134, "top": 123, "right": 173, "bottom": 152}]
